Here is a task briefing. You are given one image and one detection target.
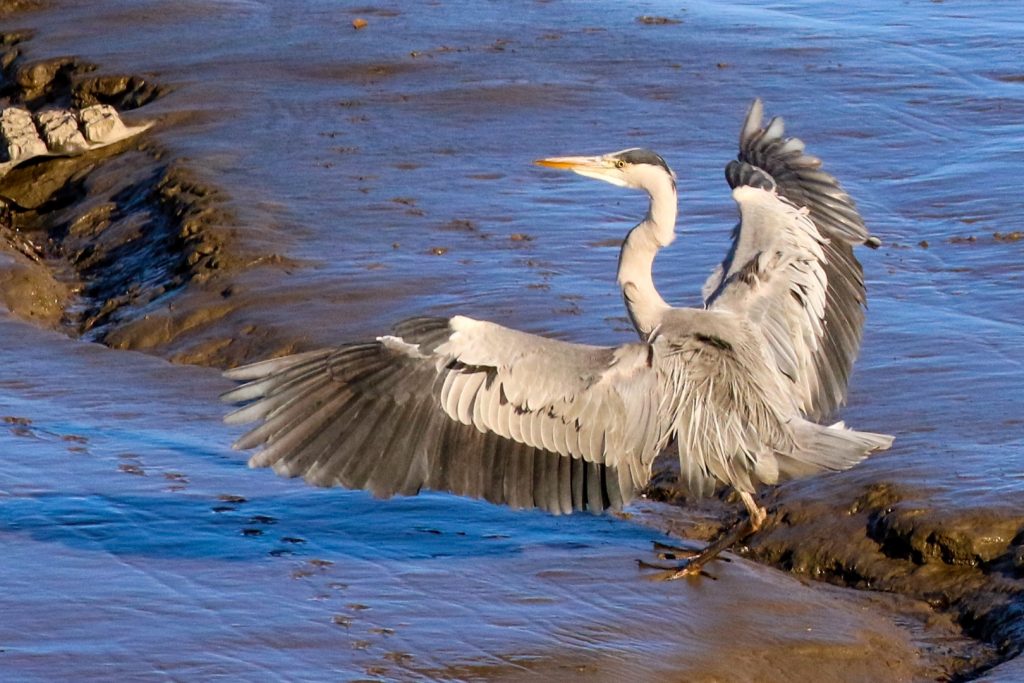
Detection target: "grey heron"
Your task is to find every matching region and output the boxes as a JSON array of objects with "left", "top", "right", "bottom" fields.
[{"left": 222, "top": 99, "right": 892, "bottom": 577}]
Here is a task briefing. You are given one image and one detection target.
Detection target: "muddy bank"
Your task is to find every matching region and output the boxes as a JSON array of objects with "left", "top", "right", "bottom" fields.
[
  {"left": 0, "top": 3, "right": 1022, "bottom": 681},
  {"left": 643, "top": 463, "right": 1023, "bottom": 678},
  {"left": 0, "top": 30, "right": 308, "bottom": 367},
  {"left": 753, "top": 481, "right": 1022, "bottom": 662}
]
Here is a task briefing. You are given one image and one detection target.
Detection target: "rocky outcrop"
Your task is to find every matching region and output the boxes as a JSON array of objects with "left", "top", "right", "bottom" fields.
[{"left": 0, "top": 102, "right": 151, "bottom": 177}]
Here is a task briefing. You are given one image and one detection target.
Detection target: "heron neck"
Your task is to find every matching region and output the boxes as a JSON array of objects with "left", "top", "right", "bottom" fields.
[{"left": 617, "top": 178, "right": 677, "bottom": 340}]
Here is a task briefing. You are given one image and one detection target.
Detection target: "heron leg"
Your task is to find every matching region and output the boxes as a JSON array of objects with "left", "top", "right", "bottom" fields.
[
  {"left": 740, "top": 491, "right": 767, "bottom": 531},
  {"left": 641, "top": 492, "right": 766, "bottom": 580}
]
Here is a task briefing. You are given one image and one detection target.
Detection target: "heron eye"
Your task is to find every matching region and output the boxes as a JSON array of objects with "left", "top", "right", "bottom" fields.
[{"left": 614, "top": 160, "right": 625, "bottom": 169}]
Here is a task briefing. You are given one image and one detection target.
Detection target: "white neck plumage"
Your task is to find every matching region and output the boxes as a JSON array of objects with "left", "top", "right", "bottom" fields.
[{"left": 617, "top": 168, "right": 677, "bottom": 340}]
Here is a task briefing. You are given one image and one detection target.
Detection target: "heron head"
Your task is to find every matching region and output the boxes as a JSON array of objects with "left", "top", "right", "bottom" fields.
[{"left": 535, "top": 148, "right": 676, "bottom": 192}]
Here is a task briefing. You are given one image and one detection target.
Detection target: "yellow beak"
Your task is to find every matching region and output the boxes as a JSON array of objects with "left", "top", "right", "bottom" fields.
[{"left": 534, "top": 155, "right": 606, "bottom": 171}]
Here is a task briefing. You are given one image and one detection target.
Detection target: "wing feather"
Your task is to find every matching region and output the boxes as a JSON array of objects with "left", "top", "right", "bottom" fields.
[
  {"left": 223, "top": 316, "right": 668, "bottom": 513},
  {"left": 225, "top": 310, "right": 891, "bottom": 513},
  {"left": 707, "top": 98, "right": 879, "bottom": 420}
]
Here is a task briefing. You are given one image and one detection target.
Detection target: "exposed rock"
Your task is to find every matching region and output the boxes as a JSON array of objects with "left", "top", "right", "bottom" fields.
[
  {"left": 0, "top": 102, "right": 152, "bottom": 178},
  {"left": 36, "top": 108, "right": 88, "bottom": 153},
  {"left": 73, "top": 73, "right": 165, "bottom": 110},
  {"left": 0, "top": 106, "right": 47, "bottom": 161},
  {"left": 79, "top": 103, "right": 130, "bottom": 143},
  {"left": 14, "top": 55, "right": 93, "bottom": 105}
]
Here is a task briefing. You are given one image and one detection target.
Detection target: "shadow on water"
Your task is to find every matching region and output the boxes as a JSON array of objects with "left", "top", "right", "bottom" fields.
[{"left": 1, "top": 488, "right": 634, "bottom": 563}]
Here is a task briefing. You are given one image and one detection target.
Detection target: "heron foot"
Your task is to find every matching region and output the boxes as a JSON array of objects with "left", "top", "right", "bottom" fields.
[
  {"left": 636, "top": 557, "right": 717, "bottom": 581},
  {"left": 639, "top": 500, "right": 766, "bottom": 581},
  {"left": 667, "top": 525, "right": 748, "bottom": 579},
  {"left": 652, "top": 539, "right": 702, "bottom": 561},
  {"left": 636, "top": 539, "right": 730, "bottom": 581}
]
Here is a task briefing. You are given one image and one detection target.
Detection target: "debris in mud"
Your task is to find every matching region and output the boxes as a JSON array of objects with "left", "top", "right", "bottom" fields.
[
  {"left": 486, "top": 39, "right": 512, "bottom": 53},
  {"left": 948, "top": 232, "right": 1022, "bottom": 246},
  {"left": 248, "top": 514, "right": 277, "bottom": 525},
  {"left": 439, "top": 218, "right": 476, "bottom": 232},
  {"left": 637, "top": 16, "right": 681, "bottom": 26},
  {"left": 990, "top": 73, "right": 1024, "bottom": 84},
  {"left": 217, "top": 494, "right": 248, "bottom": 504},
  {"left": 0, "top": 1, "right": 44, "bottom": 17},
  {"left": 308, "top": 558, "right": 334, "bottom": 568},
  {"left": 117, "top": 462, "right": 145, "bottom": 476}
]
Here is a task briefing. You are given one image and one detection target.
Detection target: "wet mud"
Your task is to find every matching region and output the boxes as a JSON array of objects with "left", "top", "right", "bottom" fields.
[
  {"left": 0, "top": 31, "right": 304, "bottom": 367},
  {"left": 1, "top": 1, "right": 1022, "bottom": 680},
  {"left": 756, "top": 483, "right": 1022, "bottom": 660},
  {"left": 643, "top": 467, "right": 1022, "bottom": 677},
  {"left": 0, "top": 33, "right": 211, "bottom": 330}
]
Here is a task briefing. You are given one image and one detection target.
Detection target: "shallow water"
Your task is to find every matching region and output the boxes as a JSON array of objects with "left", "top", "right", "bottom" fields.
[
  {"left": 1, "top": 0, "right": 1023, "bottom": 679},
  {"left": 0, "top": 321, "right": 936, "bottom": 681}
]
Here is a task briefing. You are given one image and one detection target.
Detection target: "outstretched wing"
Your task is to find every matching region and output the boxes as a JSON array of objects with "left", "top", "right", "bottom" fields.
[
  {"left": 704, "top": 98, "right": 878, "bottom": 420},
  {"left": 222, "top": 316, "right": 671, "bottom": 514}
]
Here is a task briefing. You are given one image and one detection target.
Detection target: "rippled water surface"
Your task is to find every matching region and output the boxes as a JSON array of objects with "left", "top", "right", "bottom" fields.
[
  {"left": 2, "top": 0, "right": 1022, "bottom": 680},
  {"left": 0, "top": 321, "right": 938, "bottom": 681}
]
